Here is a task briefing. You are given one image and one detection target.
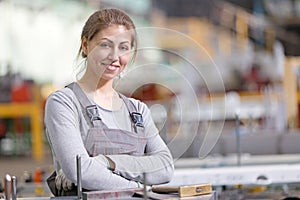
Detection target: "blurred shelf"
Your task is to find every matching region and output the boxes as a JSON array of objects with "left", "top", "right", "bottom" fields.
[{"left": 0, "top": 85, "right": 44, "bottom": 161}]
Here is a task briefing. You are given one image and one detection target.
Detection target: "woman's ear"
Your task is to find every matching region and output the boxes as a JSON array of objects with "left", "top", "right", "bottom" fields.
[{"left": 81, "top": 37, "right": 88, "bottom": 57}]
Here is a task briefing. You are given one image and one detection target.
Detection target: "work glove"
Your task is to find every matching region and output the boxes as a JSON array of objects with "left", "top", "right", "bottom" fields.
[{"left": 55, "top": 169, "right": 74, "bottom": 191}]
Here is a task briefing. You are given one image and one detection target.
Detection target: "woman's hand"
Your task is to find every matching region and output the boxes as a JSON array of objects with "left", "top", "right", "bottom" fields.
[
  {"left": 55, "top": 169, "right": 74, "bottom": 191},
  {"left": 105, "top": 156, "right": 116, "bottom": 171}
]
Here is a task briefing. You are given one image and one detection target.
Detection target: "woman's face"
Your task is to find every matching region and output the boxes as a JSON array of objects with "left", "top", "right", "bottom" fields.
[{"left": 82, "top": 24, "right": 132, "bottom": 81}]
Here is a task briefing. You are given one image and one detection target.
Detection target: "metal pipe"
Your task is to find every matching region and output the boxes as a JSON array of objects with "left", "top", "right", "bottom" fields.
[
  {"left": 11, "top": 176, "right": 17, "bottom": 200},
  {"left": 235, "top": 113, "right": 241, "bottom": 166},
  {"left": 4, "top": 174, "right": 11, "bottom": 200},
  {"left": 76, "top": 155, "right": 82, "bottom": 200},
  {"left": 143, "top": 172, "right": 147, "bottom": 200}
]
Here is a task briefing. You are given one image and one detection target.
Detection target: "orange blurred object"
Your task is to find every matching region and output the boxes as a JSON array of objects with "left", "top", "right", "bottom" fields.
[
  {"left": 11, "top": 82, "right": 32, "bottom": 102},
  {"left": 33, "top": 168, "right": 43, "bottom": 183}
]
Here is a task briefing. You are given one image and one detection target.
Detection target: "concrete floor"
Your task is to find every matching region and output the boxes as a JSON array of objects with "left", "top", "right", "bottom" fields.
[{"left": 0, "top": 150, "right": 54, "bottom": 191}]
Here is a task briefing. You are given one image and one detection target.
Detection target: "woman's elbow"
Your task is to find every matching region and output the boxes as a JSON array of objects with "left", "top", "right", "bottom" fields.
[
  {"left": 160, "top": 152, "right": 174, "bottom": 183},
  {"left": 164, "top": 163, "right": 174, "bottom": 183},
  {"left": 153, "top": 162, "right": 174, "bottom": 185}
]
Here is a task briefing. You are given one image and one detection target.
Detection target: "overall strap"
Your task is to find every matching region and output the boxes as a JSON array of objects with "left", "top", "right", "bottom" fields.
[
  {"left": 66, "top": 82, "right": 103, "bottom": 127},
  {"left": 118, "top": 93, "right": 145, "bottom": 134}
]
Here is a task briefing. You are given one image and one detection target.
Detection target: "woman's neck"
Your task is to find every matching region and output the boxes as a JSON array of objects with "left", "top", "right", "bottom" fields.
[
  {"left": 78, "top": 72, "right": 113, "bottom": 93},
  {"left": 78, "top": 74, "right": 121, "bottom": 110}
]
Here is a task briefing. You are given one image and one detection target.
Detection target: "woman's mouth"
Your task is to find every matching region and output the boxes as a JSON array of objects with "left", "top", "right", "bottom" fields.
[{"left": 106, "top": 64, "right": 119, "bottom": 72}]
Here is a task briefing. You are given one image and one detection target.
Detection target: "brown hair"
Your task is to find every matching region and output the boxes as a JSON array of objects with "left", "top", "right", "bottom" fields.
[{"left": 78, "top": 8, "right": 137, "bottom": 63}]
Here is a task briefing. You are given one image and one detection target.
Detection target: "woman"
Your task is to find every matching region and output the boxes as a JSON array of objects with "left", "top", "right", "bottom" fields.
[{"left": 44, "top": 8, "right": 174, "bottom": 196}]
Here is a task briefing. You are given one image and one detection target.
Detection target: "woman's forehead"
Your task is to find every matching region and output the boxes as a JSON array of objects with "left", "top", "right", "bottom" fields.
[{"left": 94, "top": 25, "right": 132, "bottom": 42}]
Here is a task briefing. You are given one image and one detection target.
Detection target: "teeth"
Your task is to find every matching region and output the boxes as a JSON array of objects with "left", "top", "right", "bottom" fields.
[{"left": 107, "top": 65, "right": 117, "bottom": 70}]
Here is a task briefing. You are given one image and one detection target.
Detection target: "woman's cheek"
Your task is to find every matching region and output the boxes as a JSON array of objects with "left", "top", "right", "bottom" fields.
[
  {"left": 87, "top": 55, "right": 105, "bottom": 75},
  {"left": 93, "top": 51, "right": 105, "bottom": 62},
  {"left": 120, "top": 54, "right": 130, "bottom": 66},
  {"left": 87, "top": 55, "right": 99, "bottom": 69}
]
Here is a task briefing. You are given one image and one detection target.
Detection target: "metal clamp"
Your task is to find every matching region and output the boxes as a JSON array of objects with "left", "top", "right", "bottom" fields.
[
  {"left": 86, "top": 105, "right": 101, "bottom": 122},
  {"left": 130, "top": 112, "right": 144, "bottom": 127}
]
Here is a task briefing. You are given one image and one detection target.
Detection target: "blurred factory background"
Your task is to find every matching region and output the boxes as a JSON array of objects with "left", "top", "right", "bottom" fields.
[{"left": 1, "top": 0, "right": 300, "bottom": 199}]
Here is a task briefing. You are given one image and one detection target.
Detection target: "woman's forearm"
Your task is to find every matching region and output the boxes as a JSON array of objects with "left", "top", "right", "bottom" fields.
[{"left": 107, "top": 149, "right": 174, "bottom": 185}]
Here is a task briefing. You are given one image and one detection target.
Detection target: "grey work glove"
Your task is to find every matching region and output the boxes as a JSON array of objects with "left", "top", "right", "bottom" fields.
[{"left": 55, "top": 169, "right": 74, "bottom": 191}]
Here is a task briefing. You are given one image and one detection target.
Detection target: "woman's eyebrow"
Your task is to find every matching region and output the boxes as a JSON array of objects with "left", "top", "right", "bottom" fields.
[
  {"left": 100, "top": 38, "right": 130, "bottom": 44},
  {"left": 120, "top": 41, "right": 130, "bottom": 44},
  {"left": 100, "top": 38, "right": 113, "bottom": 43}
]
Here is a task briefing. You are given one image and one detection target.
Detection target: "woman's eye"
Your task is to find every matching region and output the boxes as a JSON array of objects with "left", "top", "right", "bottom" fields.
[
  {"left": 99, "top": 42, "right": 111, "bottom": 48},
  {"left": 120, "top": 45, "right": 130, "bottom": 51}
]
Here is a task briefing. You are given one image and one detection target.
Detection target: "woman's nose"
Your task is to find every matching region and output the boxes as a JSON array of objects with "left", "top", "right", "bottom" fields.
[{"left": 108, "top": 48, "right": 119, "bottom": 60}]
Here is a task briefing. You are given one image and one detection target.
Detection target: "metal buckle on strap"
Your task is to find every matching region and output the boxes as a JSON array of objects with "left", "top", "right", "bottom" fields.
[
  {"left": 86, "top": 105, "right": 101, "bottom": 121},
  {"left": 130, "top": 112, "right": 144, "bottom": 127}
]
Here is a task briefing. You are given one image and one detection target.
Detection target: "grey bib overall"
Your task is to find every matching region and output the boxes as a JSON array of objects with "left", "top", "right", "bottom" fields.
[
  {"left": 68, "top": 82, "right": 147, "bottom": 156},
  {"left": 47, "top": 82, "right": 146, "bottom": 196}
]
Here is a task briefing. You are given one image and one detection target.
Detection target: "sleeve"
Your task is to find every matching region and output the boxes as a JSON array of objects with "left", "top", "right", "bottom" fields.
[
  {"left": 44, "top": 90, "right": 138, "bottom": 190},
  {"left": 106, "top": 100, "right": 174, "bottom": 185}
]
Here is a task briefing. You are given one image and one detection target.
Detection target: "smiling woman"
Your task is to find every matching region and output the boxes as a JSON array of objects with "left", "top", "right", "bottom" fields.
[
  {"left": 44, "top": 8, "right": 174, "bottom": 196},
  {"left": 81, "top": 24, "right": 132, "bottom": 84}
]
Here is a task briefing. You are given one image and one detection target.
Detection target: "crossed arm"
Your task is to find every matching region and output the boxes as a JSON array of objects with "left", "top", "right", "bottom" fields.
[{"left": 44, "top": 90, "right": 174, "bottom": 190}]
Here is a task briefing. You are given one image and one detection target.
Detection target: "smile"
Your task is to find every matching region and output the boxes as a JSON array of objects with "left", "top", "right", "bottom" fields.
[{"left": 106, "top": 64, "right": 119, "bottom": 72}]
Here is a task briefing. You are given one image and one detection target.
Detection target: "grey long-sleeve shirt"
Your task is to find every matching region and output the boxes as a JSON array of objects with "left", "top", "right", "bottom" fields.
[{"left": 44, "top": 86, "right": 174, "bottom": 190}]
